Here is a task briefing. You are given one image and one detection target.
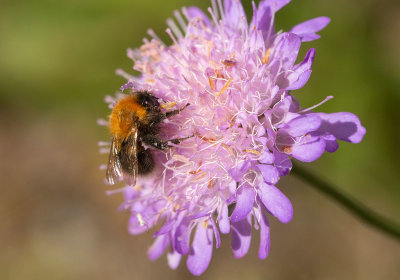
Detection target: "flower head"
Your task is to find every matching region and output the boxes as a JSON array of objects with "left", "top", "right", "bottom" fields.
[{"left": 101, "top": 0, "right": 365, "bottom": 275}]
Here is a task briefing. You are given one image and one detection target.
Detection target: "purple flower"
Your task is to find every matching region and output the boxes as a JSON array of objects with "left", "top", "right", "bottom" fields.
[{"left": 101, "top": 0, "right": 365, "bottom": 275}]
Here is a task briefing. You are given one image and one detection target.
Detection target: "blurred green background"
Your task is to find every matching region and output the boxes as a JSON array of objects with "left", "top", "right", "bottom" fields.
[{"left": 1, "top": 0, "right": 399, "bottom": 279}]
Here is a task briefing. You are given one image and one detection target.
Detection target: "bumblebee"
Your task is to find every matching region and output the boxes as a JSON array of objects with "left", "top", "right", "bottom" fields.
[{"left": 106, "top": 91, "right": 189, "bottom": 186}]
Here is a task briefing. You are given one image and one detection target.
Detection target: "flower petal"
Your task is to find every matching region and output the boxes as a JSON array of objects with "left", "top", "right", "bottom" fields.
[
  {"left": 284, "top": 114, "right": 322, "bottom": 137},
  {"left": 321, "top": 133, "right": 339, "bottom": 152},
  {"left": 231, "top": 216, "right": 252, "bottom": 258},
  {"left": 148, "top": 234, "right": 170, "bottom": 261},
  {"left": 187, "top": 224, "right": 213, "bottom": 276},
  {"left": 257, "top": 164, "right": 279, "bottom": 185},
  {"left": 273, "top": 149, "right": 292, "bottom": 176},
  {"left": 224, "top": 0, "right": 247, "bottom": 31},
  {"left": 185, "top": 7, "right": 212, "bottom": 27},
  {"left": 270, "top": 32, "right": 301, "bottom": 70},
  {"left": 250, "top": 0, "right": 291, "bottom": 43},
  {"left": 231, "top": 185, "right": 256, "bottom": 222},
  {"left": 290, "top": 17, "right": 331, "bottom": 42},
  {"left": 258, "top": 211, "right": 270, "bottom": 259},
  {"left": 285, "top": 48, "right": 315, "bottom": 90},
  {"left": 174, "top": 218, "right": 191, "bottom": 255},
  {"left": 291, "top": 135, "right": 326, "bottom": 162},
  {"left": 210, "top": 218, "right": 221, "bottom": 248},
  {"left": 315, "top": 112, "right": 366, "bottom": 143},
  {"left": 218, "top": 203, "right": 230, "bottom": 234},
  {"left": 259, "top": 149, "right": 274, "bottom": 164},
  {"left": 167, "top": 249, "right": 182, "bottom": 270},
  {"left": 258, "top": 183, "right": 293, "bottom": 223}
]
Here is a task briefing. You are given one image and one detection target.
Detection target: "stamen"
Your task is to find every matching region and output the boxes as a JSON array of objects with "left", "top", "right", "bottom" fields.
[
  {"left": 217, "top": 77, "right": 232, "bottom": 96},
  {"left": 191, "top": 171, "right": 207, "bottom": 182},
  {"left": 217, "top": 0, "right": 224, "bottom": 21},
  {"left": 174, "top": 10, "right": 187, "bottom": 33},
  {"left": 98, "top": 141, "right": 110, "bottom": 146},
  {"left": 243, "top": 149, "right": 261, "bottom": 155},
  {"left": 97, "top": 118, "right": 108, "bottom": 126},
  {"left": 172, "top": 154, "right": 190, "bottom": 162},
  {"left": 167, "top": 18, "right": 184, "bottom": 38},
  {"left": 299, "top": 96, "right": 334, "bottom": 113},
  {"left": 207, "top": 179, "right": 214, "bottom": 190},
  {"left": 208, "top": 77, "right": 215, "bottom": 90},
  {"left": 262, "top": 48, "right": 272, "bottom": 64},
  {"left": 99, "top": 164, "right": 107, "bottom": 170},
  {"left": 265, "top": 5, "right": 276, "bottom": 45},
  {"left": 166, "top": 28, "right": 180, "bottom": 47},
  {"left": 211, "top": 0, "right": 219, "bottom": 20},
  {"left": 115, "top": 69, "right": 134, "bottom": 80},
  {"left": 99, "top": 148, "right": 109, "bottom": 154},
  {"left": 207, "top": 7, "right": 220, "bottom": 29},
  {"left": 160, "top": 101, "right": 177, "bottom": 110},
  {"left": 105, "top": 187, "right": 129, "bottom": 196},
  {"left": 147, "top": 29, "right": 165, "bottom": 46}
]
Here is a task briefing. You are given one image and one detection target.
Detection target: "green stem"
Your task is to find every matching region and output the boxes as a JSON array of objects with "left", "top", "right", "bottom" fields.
[{"left": 292, "top": 163, "right": 400, "bottom": 241}]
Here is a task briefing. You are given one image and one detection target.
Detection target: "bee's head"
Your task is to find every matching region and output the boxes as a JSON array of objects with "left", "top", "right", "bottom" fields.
[{"left": 136, "top": 91, "right": 160, "bottom": 111}]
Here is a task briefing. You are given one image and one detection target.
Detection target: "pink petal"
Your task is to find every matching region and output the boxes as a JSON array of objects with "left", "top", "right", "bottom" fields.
[
  {"left": 258, "top": 183, "right": 293, "bottom": 223},
  {"left": 224, "top": 0, "right": 247, "bottom": 31},
  {"left": 167, "top": 249, "right": 182, "bottom": 270},
  {"left": 290, "top": 135, "right": 326, "bottom": 162},
  {"left": 231, "top": 216, "right": 252, "bottom": 258},
  {"left": 314, "top": 112, "right": 366, "bottom": 143},
  {"left": 231, "top": 185, "right": 256, "bottom": 222},
  {"left": 185, "top": 7, "right": 212, "bottom": 27},
  {"left": 257, "top": 164, "right": 279, "bottom": 185},
  {"left": 174, "top": 218, "right": 191, "bottom": 255},
  {"left": 258, "top": 211, "right": 270, "bottom": 259},
  {"left": 284, "top": 114, "right": 322, "bottom": 137},
  {"left": 285, "top": 48, "right": 315, "bottom": 90},
  {"left": 218, "top": 203, "right": 230, "bottom": 234},
  {"left": 187, "top": 224, "right": 213, "bottom": 276},
  {"left": 147, "top": 234, "right": 170, "bottom": 261},
  {"left": 290, "top": 17, "right": 330, "bottom": 42}
]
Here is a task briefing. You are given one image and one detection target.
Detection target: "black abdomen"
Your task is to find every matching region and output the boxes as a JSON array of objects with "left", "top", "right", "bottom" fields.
[{"left": 136, "top": 149, "right": 154, "bottom": 174}]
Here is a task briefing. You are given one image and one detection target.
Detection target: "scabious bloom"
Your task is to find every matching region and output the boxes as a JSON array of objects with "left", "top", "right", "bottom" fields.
[{"left": 101, "top": 0, "right": 366, "bottom": 275}]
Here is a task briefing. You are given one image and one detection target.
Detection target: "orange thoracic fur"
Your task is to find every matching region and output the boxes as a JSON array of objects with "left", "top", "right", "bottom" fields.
[{"left": 109, "top": 95, "right": 147, "bottom": 140}]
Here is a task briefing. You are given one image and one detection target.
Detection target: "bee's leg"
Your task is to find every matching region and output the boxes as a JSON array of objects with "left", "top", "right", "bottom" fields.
[
  {"left": 141, "top": 134, "right": 193, "bottom": 150},
  {"left": 141, "top": 135, "right": 169, "bottom": 150},
  {"left": 165, "top": 103, "right": 190, "bottom": 118},
  {"left": 167, "top": 134, "right": 194, "bottom": 145}
]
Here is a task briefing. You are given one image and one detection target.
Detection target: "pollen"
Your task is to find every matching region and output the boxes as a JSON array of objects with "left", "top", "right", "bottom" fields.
[
  {"left": 262, "top": 48, "right": 272, "bottom": 65},
  {"left": 173, "top": 203, "right": 180, "bottom": 211},
  {"left": 208, "top": 77, "right": 215, "bottom": 90},
  {"left": 191, "top": 171, "right": 206, "bottom": 182},
  {"left": 160, "top": 101, "right": 177, "bottom": 110},
  {"left": 282, "top": 146, "right": 292, "bottom": 154},
  {"left": 222, "top": 59, "right": 237, "bottom": 67},
  {"left": 244, "top": 149, "right": 261, "bottom": 155},
  {"left": 216, "top": 77, "right": 232, "bottom": 96}
]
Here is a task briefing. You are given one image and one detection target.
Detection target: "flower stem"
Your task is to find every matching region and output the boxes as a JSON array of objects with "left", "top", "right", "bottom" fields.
[{"left": 292, "top": 163, "right": 400, "bottom": 241}]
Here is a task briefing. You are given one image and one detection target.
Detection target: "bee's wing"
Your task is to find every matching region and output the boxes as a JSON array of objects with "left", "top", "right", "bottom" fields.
[
  {"left": 122, "top": 128, "right": 139, "bottom": 186},
  {"left": 106, "top": 137, "right": 123, "bottom": 185}
]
